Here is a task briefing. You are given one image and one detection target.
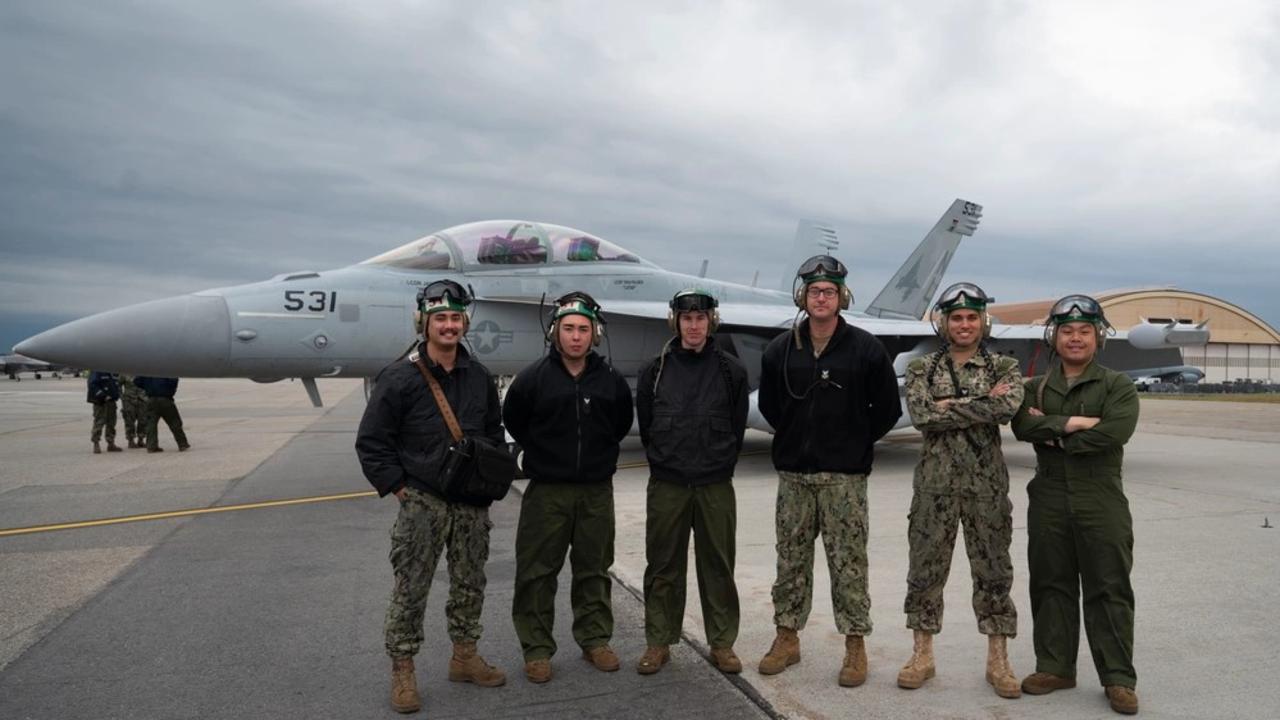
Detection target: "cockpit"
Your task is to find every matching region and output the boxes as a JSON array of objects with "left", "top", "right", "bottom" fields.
[{"left": 360, "top": 220, "right": 653, "bottom": 271}]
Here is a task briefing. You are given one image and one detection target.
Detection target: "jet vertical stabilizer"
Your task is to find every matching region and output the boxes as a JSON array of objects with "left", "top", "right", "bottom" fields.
[
  {"left": 778, "top": 220, "right": 839, "bottom": 292},
  {"left": 865, "top": 199, "right": 982, "bottom": 320}
]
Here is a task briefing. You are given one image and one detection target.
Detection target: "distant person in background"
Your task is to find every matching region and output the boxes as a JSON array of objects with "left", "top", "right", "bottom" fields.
[
  {"left": 86, "top": 370, "right": 122, "bottom": 455},
  {"left": 119, "top": 374, "right": 147, "bottom": 449},
  {"left": 135, "top": 376, "right": 189, "bottom": 453}
]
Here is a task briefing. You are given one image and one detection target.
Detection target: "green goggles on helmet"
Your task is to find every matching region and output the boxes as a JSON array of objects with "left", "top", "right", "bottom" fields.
[
  {"left": 669, "top": 289, "right": 718, "bottom": 313},
  {"left": 1048, "top": 294, "right": 1106, "bottom": 325},
  {"left": 417, "top": 280, "right": 472, "bottom": 314},
  {"left": 796, "top": 254, "right": 848, "bottom": 285},
  {"left": 551, "top": 291, "right": 601, "bottom": 323},
  {"left": 936, "top": 282, "right": 992, "bottom": 313}
]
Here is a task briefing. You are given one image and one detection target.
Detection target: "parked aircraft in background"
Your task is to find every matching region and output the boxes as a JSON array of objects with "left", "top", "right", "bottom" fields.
[
  {"left": 16, "top": 199, "right": 1208, "bottom": 429},
  {"left": 1129, "top": 365, "right": 1207, "bottom": 388},
  {"left": 1, "top": 354, "right": 73, "bottom": 380}
]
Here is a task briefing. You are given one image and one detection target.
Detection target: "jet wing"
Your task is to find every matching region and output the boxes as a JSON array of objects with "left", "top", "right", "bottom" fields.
[{"left": 599, "top": 299, "right": 937, "bottom": 337}]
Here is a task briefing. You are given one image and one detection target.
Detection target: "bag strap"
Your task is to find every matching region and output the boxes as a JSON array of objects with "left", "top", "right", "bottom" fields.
[{"left": 413, "top": 353, "right": 464, "bottom": 443}]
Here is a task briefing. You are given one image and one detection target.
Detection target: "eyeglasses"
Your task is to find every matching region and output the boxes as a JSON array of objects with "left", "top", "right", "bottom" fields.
[{"left": 806, "top": 287, "right": 839, "bottom": 299}]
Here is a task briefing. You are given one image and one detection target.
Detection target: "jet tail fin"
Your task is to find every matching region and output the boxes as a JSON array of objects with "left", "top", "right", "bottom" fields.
[
  {"left": 778, "top": 220, "right": 840, "bottom": 293},
  {"left": 865, "top": 199, "right": 982, "bottom": 320}
]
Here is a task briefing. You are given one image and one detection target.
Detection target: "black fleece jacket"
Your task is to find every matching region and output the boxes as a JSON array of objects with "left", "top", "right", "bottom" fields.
[
  {"left": 502, "top": 349, "right": 633, "bottom": 484},
  {"left": 759, "top": 316, "right": 901, "bottom": 475},
  {"left": 636, "top": 336, "right": 749, "bottom": 486},
  {"left": 355, "top": 344, "right": 504, "bottom": 502}
]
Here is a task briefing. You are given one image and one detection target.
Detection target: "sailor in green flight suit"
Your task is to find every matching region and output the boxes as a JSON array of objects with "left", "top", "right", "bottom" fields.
[{"left": 1011, "top": 295, "right": 1141, "bottom": 716}]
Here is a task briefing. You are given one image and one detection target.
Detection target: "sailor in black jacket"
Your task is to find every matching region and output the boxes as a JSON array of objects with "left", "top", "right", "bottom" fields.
[
  {"left": 355, "top": 280, "right": 506, "bottom": 712},
  {"left": 503, "top": 291, "right": 633, "bottom": 683},
  {"left": 633, "top": 290, "right": 749, "bottom": 676},
  {"left": 756, "top": 255, "right": 901, "bottom": 688}
]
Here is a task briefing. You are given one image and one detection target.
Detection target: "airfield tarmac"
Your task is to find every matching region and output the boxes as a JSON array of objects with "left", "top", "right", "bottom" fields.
[{"left": 1, "top": 378, "right": 1277, "bottom": 719}]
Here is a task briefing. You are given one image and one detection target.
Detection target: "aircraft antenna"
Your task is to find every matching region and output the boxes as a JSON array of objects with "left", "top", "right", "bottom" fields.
[{"left": 538, "top": 292, "right": 549, "bottom": 349}]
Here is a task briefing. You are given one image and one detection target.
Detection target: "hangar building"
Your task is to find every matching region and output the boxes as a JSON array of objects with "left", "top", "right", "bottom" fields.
[{"left": 989, "top": 289, "right": 1280, "bottom": 383}]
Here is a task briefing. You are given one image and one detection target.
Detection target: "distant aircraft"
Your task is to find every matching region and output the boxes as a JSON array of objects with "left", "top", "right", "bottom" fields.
[
  {"left": 1, "top": 353, "right": 71, "bottom": 380},
  {"left": 16, "top": 200, "right": 1208, "bottom": 429},
  {"left": 1128, "top": 366, "right": 1206, "bottom": 388}
]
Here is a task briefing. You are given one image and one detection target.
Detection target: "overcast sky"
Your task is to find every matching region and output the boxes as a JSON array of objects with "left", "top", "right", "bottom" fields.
[{"left": 2, "top": 0, "right": 1277, "bottom": 353}]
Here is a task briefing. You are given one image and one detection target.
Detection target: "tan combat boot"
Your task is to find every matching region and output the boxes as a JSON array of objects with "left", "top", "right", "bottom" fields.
[
  {"left": 985, "top": 635, "right": 1021, "bottom": 699},
  {"left": 448, "top": 641, "right": 506, "bottom": 687},
  {"left": 710, "top": 646, "right": 742, "bottom": 674},
  {"left": 1106, "top": 685, "right": 1139, "bottom": 714},
  {"left": 897, "top": 630, "right": 936, "bottom": 689},
  {"left": 758, "top": 627, "right": 800, "bottom": 675},
  {"left": 636, "top": 646, "right": 670, "bottom": 675},
  {"left": 524, "top": 659, "right": 552, "bottom": 683},
  {"left": 93, "top": 441, "right": 101, "bottom": 454},
  {"left": 582, "top": 645, "right": 621, "bottom": 672},
  {"left": 839, "top": 635, "right": 868, "bottom": 687},
  {"left": 390, "top": 656, "right": 421, "bottom": 714},
  {"left": 1021, "top": 671, "right": 1076, "bottom": 695}
]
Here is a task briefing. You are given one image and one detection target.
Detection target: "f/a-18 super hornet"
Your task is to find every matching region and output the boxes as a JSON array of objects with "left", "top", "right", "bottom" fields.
[{"left": 16, "top": 199, "right": 1207, "bottom": 428}]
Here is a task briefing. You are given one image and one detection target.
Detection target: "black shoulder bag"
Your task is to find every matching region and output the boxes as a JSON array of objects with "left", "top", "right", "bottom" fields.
[{"left": 413, "top": 356, "right": 517, "bottom": 506}]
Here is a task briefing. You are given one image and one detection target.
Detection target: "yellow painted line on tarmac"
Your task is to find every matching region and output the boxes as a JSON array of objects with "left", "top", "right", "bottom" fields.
[
  {"left": 0, "top": 490, "right": 377, "bottom": 538},
  {"left": 1, "top": 449, "right": 773, "bottom": 538}
]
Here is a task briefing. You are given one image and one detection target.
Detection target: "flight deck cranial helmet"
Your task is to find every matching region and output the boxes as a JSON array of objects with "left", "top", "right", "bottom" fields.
[
  {"left": 793, "top": 255, "right": 852, "bottom": 310},
  {"left": 667, "top": 289, "right": 720, "bottom": 334},
  {"left": 414, "top": 279, "right": 472, "bottom": 333},
  {"left": 546, "top": 291, "right": 605, "bottom": 346},
  {"left": 932, "top": 282, "right": 994, "bottom": 341},
  {"left": 1044, "top": 294, "right": 1112, "bottom": 348}
]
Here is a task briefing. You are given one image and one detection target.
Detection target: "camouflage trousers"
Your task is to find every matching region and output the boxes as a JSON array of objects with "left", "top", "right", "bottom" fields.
[
  {"left": 121, "top": 392, "right": 146, "bottom": 442},
  {"left": 90, "top": 401, "right": 117, "bottom": 443},
  {"left": 771, "top": 471, "right": 871, "bottom": 636},
  {"left": 904, "top": 491, "right": 1017, "bottom": 636},
  {"left": 385, "top": 487, "right": 493, "bottom": 658}
]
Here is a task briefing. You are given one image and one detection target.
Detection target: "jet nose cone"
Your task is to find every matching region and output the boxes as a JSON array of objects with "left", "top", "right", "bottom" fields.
[{"left": 16, "top": 294, "right": 231, "bottom": 375}]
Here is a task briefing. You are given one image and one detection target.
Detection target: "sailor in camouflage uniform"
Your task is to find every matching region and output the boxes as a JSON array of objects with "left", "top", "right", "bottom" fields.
[
  {"left": 356, "top": 280, "right": 507, "bottom": 714},
  {"left": 119, "top": 375, "right": 147, "bottom": 448},
  {"left": 756, "top": 256, "right": 902, "bottom": 687},
  {"left": 897, "top": 283, "right": 1024, "bottom": 699}
]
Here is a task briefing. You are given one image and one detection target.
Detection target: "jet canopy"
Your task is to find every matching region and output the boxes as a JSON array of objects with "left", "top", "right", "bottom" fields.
[{"left": 361, "top": 220, "right": 654, "bottom": 271}]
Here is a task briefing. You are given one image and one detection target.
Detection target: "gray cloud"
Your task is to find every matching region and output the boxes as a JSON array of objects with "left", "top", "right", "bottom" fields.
[{"left": 2, "top": 0, "right": 1277, "bottom": 355}]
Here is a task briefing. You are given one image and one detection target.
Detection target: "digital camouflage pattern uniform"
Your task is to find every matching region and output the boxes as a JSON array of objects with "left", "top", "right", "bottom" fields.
[
  {"left": 773, "top": 471, "right": 872, "bottom": 635},
  {"left": 385, "top": 487, "right": 492, "bottom": 655},
  {"left": 91, "top": 401, "right": 117, "bottom": 443},
  {"left": 120, "top": 375, "right": 147, "bottom": 445},
  {"left": 903, "top": 350, "right": 1023, "bottom": 636}
]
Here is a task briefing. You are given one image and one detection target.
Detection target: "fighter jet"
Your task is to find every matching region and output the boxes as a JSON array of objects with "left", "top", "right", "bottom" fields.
[
  {"left": 15, "top": 199, "right": 1207, "bottom": 428},
  {"left": 1, "top": 353, "right": 71, "bottom": 380}
]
